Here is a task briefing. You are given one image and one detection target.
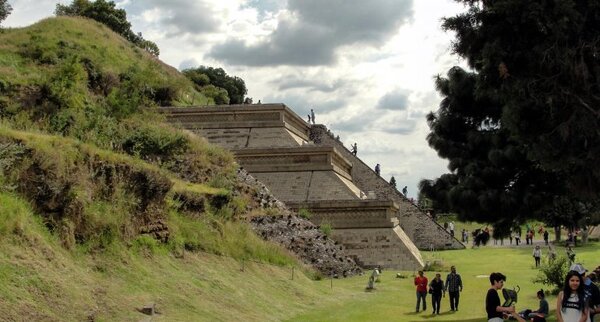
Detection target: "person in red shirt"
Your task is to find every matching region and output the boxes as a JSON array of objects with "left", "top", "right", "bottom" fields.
[{"left": 415, "top": 270, "right": 429, "bottom": 312}]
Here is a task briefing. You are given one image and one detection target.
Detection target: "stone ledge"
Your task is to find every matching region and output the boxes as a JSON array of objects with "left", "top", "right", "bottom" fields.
[
  {"left": 233, "top": 146, "right": 353, "bottom": 180},
  {"left": 286, "top": 200, "right": 399, "bottom": 229},
  {"left": 160, "top": 104, "right": 310, "bottom": 140}
]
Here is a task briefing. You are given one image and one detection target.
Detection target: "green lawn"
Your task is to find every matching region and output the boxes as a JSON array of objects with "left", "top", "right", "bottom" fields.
[{"left": 287, "top": 242, "right": 600, "bottom": 322}]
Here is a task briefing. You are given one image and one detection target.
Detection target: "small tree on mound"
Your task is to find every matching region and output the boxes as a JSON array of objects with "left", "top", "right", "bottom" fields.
[{"left": 533, "top": 255, "right": 570, "bottom": 294}]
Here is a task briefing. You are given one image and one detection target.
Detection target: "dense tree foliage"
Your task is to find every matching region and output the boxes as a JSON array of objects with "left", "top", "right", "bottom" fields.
[
  {"left": 421, "top": 0, "right": 600, "bottom": 229},
  {"left": 444, "top": 0, "right": 600, "bottom": 198},
  {"left": 55, "top": 0, "right": 159, "bottom": 57},
  {"left": 0, "top": 0, "right": 12, "bottom": 25},
  {"left": 421, "top": 68, "right": 565, "bottom": 228},
  {"left": 183, "top": 66, "right": 247, "bottom": 105}
]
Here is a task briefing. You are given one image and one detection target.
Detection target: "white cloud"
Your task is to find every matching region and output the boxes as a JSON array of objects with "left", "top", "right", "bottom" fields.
[{"left": 209, "top": 0, "right": 414, "bottom": 66}]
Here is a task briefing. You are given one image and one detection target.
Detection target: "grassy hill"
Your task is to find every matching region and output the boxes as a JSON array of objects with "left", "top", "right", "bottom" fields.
[{"left": 0, "top": 16, "right": 343, "bottom": 320}]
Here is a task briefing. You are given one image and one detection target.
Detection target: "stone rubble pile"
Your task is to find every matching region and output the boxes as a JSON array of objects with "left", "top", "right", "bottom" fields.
[{"left": 238, "top": 169, "right": 362, "bottom": 277}]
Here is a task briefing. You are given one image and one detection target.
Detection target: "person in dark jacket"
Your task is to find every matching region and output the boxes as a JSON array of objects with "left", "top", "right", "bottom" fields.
[
  {"left": 445, "top": 265, "right": 463, "bottom": 311},
  {"left": 430, "top": 273, "right": 445, "bottom": 315}
]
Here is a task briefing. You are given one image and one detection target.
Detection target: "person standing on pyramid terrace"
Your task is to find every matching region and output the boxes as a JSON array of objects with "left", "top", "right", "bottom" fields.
[
  {"left": 351, "top": 142, "right": 357, "bottom": 156},
  {"left": 310, "top": 108, "right": 315, "bottom": 124},
  {"left": 445, "top": 265, "right": 463, "bottom": 311},
  {"left": 375, "top": 163, "right": 381, "bottom": 176},
  {"left": 402, "top": 186, "right": 408, "bottom": 196},
  {"left": 389, "top": 176, "right": 396, "bottom": 188},
  {"left": 307, "top": 114, "right": 311, "bottom": 123}
]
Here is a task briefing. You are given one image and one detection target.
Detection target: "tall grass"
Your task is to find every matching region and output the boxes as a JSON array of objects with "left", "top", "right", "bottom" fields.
[{"left": 0, "top": 192, "right": 33, "bottom": 237}]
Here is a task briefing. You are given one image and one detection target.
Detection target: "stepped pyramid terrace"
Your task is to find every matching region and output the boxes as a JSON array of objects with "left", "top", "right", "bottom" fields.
[{"left": 162, "top": 104, "right": 464, "bottom": 270}]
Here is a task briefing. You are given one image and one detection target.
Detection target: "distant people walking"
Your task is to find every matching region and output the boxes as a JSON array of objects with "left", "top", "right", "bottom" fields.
[
  {"left": 430, "top": 273, "right": 445, "bottom": 315},
  {"left": 310, "top": 109, "right": 315, "bottom": 124},
  {"left": 556, "top": 270, "right": 590, "bottom": 322},
  {"left": 566, "top": 246, "right": 576, "bottom": 264},
  {"left": 307, "top": 114, "right": 311, "bottom": 123},
  {"left": 402, "top": 186, "right": 408, "bottom": 196},
  {"left": 351, "top": 142, "right": 357, "bottom": 156},
  {"left": 375, "top": 163, "right": 381, "bottom": 176},
  {"left": 445, "top": 265, "right": 463, "bottom": 311},
  {"left": 533, "top": 245, "right": 542, "bottom": 267},
  {"left": 544, "top": 230, "right": 549, "bottom": 245},
  {"left": 526, "top": 230, "right": 534, "bottom": 245},
  {"left": 366, "top": 266, "right": 381, "bottom": 290},
  {"left": 415, "top": 270, "right": 428, "bottom": 313},
  {"left": 515, "top": 229, "right": 521, "bottom": 246},
  {"left": 449, "top": 221, "right": 455, "bottom": 237}
]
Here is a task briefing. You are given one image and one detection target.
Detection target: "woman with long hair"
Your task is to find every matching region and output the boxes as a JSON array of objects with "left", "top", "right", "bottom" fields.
[{"left": 556, "top": 271, "right": 590, "bottom": 322}]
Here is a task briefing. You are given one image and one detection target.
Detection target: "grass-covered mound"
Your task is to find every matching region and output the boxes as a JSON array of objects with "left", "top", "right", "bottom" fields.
[
  {"left": 0, "top": 15, "right": 338, "bottom": 320},
  {"left": 0, "top": 16, "right": 207, "bottom": 107},
  {"left": 0, "top": 190, "right": 344, "bottom": 321}
]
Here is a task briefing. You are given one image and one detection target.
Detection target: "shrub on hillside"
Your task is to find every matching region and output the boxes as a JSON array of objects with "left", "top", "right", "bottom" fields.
[
  {"left": 121, "top": 122, "right": 189, "bottom": 161},
  {"left": 298, "top": 208, "right": 311, "bottom": 219},
  {"left": 319, "top": 222, "right": 332, "bottom": 237},
  {"left": 533, "top": 255, "right": 570, "bottom": 294}
]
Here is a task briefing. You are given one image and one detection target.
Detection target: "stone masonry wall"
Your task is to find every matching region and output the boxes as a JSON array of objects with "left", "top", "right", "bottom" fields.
[
  {"left": 189, "top": 127, "right": 305, "bottom": 149},
  {"left": 332, "top": 226, "right": 424, "bottom": 270},
  {"left": 250, "top": 171, "right": 360, "bottom": 202},
  {"left": 310, "top": 125, "right": 464, "bottom": 250}
]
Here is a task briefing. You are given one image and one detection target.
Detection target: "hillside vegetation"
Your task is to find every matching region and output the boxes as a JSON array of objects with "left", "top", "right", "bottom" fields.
[{"left": 0, "top": 16, "right": 346, "bottom": 320}]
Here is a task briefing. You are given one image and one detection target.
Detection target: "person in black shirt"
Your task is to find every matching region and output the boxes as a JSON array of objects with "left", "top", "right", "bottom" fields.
[
  {"left": 430, "top": 273, "right": 445, "bottom": 315},
  {"left": 486, "top": 272, "right": 518, "bottom": 322}
]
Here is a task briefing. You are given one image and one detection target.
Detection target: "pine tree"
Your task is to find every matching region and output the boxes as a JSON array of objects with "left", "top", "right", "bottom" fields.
[{"left": 442, "top": 0, "right": 600, "bottom": 199}]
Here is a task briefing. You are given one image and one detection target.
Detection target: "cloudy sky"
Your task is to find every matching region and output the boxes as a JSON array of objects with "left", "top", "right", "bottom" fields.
[{"left": 5, "top": 0, "right": 467, "bottom": 199}]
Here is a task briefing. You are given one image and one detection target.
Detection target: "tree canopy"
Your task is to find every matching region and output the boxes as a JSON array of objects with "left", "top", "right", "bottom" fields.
[
  {"left": 55, "top": 0, "right": 159, "bottom": 56},
  {"left": 0, "top": 0, "right": 12, "bottom": 25},
  {"left": 443, "top": 0, "right": 600, "bottom": 198},
  {"left": 421, "top": 0, "right": 600, "bottom": 230},
  {"left": 183, "top": 66, "right": 247, "bottom": 105}
]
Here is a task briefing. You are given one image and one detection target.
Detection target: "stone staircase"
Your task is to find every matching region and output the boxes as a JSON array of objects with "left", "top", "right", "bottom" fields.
[{"left": 308, "top": 125, "right": 463, "bottom": 250}]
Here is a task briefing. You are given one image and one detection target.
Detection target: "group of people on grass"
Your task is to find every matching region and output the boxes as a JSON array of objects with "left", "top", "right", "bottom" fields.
[
  {"left": 414, "top": 265, "right": 463, "bottom": 314},
  {"left": 413, "top": 263, "right": 600, "bottom": 322},
  {"left": 486, "top": 263, "right": 600, "bottom": 322}
]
